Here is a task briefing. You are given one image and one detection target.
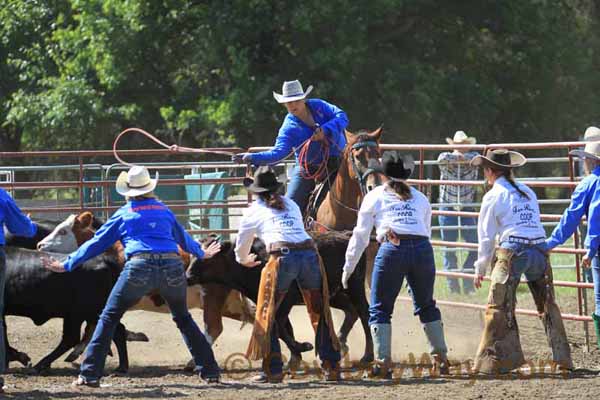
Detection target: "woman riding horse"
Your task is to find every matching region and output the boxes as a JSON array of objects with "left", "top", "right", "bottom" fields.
[{"left": 233, "top": 80, "right": 349, "bottom": 214}]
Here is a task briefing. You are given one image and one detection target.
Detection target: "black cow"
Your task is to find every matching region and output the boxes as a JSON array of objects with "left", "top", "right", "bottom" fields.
[
  {"left": 3, "top": 246, "right": 129, "bottom": 373},
  {"left": 188, "top": 231, "right": 373, "bottom": 365}
]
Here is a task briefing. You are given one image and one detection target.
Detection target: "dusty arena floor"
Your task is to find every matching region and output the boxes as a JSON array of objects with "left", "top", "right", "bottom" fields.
[{"left": 4, "top": 299, "right": 600, "bottom": 399}]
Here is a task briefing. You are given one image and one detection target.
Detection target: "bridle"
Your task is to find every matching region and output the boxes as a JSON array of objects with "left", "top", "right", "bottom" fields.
[
  {"left": 348, "top": 139, "right": 381, "bottom": 196},
  {"left": 306, "top": 137, "right": 381, "bottom": 231}
]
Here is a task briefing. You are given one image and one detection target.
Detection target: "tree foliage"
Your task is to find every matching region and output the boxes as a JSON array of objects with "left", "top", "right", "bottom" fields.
[{"left": 0, "top": 0, "right": 598, "bottom": 152}]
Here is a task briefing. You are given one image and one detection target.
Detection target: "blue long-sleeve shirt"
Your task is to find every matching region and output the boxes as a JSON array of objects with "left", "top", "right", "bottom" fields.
[
  {"left": 0, "top": 188, "right": 37, "bottom": 243},
  {"left": 250, "top": 99, "right": 349, "bottom": 166},
  {"left": 63, "top": 198, "right": 205, "bottom": 271},
  {"left": 546, "top": 165, "right": 600, "bottom": 259}
]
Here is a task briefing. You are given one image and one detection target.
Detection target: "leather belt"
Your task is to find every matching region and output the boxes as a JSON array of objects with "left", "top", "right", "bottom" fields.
[
  {"left": 507, "top": 236, "right": 545, "bottom": 245},
  {"left": 386, "top": 231, "right": 428, "bottom": 245},
  {"left": 268, "top": 239, "right": 315, "bottom": 255},
  {"left": 130, "top": 252, "right": 181, "bottom": 260}
]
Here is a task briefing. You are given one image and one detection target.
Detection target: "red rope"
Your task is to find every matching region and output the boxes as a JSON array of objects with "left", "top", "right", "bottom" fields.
[
  {"left": 297, "top": 136, "right": 330, "bottom": 180},
  {"left": 113, "top": 127, "right": 238, "bottom": 166}
]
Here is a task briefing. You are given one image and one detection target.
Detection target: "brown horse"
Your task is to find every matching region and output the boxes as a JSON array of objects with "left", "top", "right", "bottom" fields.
[
  {"left": 309, "top": 127, "right": 384, "bottom": 359},
  {"left": 314, "top": 127, "right": 385, "bottom": 231}
]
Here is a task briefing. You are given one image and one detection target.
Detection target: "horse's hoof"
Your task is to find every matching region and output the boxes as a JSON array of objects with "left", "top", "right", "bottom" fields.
[
  {"left": 126, "top": 331, "right": 149, "bottom": 342},
  {"left": 17, "top": 353, "right": 32, "bottom": 367},
  {"left": 287, "top": 353, "right": 302, "bottom": 371},
  {"left": 298, "top": 342, "right": 313, "bottom": 353}
]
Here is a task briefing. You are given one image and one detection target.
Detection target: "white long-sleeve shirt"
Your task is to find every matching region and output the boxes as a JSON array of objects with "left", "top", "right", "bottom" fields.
[
  {"left": 474, "top": 176, "right": 546, "bottom": 276},
  {"left": 343, "top": 184, "right": 432, "bottom": 274},
  {"left": 234, "top": 196, "right": 311, "bottom": 264}
]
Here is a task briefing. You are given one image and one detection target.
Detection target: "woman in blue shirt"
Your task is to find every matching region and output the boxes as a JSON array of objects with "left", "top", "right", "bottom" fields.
[
  {"left": 43, "top": 165, "right": 221, "bottom": 387},
  {"left": 0, "top": 189, "right": 37, "bottom": 392},
  {"left": 233, "top": 80, "right": 349, "bottom": 214}
]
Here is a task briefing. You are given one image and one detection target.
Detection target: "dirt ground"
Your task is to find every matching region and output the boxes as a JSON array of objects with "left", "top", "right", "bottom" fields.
[{"left": 3, "top": 297, "right": 600, "bottom": 400}]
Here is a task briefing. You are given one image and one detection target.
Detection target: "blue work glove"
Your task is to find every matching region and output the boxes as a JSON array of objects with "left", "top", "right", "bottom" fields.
[{"left": 232, "top": 153, "right": 252, "bottom": 164}]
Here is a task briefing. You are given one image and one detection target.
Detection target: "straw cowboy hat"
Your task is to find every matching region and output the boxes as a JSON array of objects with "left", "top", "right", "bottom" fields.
[
  {"left": 116, "top": 165, "right": 158, "bottom": 197},
  {"left": 470, "top": 149, "right": 526, "bottom": 170},
  {"left": 570, "top": 141, "right": 600, "bottom": 161},
  {"left": 243, "top": 166, "right": 284, "bottom": 193},
  {"left": 584, "top": 126, "right": 600, "bottom": 141},
  {"left": 273, "top": 80, "right": 314, "bottom": 103},
  {"left": 380, "top": 152, "right": 415, "bottom": 181},
  {"left": 446, "top": 130, "right": 477, "bottom": 145}
]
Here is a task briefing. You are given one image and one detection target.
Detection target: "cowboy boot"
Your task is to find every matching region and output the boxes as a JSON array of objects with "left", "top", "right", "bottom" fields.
[
  {"left": 369, "top": 323, "right": 392, "bottom": 379},
  {"left": 527, "top": 272, "right": 573, "bottom": 371},
  {"left": 593, "top": 313, "right": 600, "bottom": 350},
  {"left": 423, "top": 320, "right": 450, "bottom": 375},
  {"left": 474, "top": 249, "right": 525, "bottom": 374}
]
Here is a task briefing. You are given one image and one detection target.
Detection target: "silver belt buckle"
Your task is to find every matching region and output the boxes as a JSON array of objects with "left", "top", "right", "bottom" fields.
[{"left": 280, "top": 247, "right": 290, "bottom": 255}]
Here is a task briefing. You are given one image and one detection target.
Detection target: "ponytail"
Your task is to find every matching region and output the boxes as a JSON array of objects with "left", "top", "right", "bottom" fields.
[
  {"left": 386, "top": 180, "right": 413, "bottom": 201},
  {"left": 258, "top": 191, "right": 286, "bottom": 211},
  {"left": 501, "top": 170, "right": 529, "bottom": 200}
]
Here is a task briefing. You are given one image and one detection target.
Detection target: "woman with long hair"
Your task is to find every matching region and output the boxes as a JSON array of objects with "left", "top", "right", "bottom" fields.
[
  {"left": 471, "top": 149, "right": 572, "bottom": 373},
  {"left": 236, "top": 166, "right": 341, "bottom": 382},
  {"left": 342, "top": 152, "right": 449, "bottom": 379}
]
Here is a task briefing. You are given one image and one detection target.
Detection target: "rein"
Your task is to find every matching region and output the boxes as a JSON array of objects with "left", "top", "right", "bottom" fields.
[
  {"left": 320, "top": 138, "right": 381, "bottom": 214},
  {"left": 113, "top": 127, "right": 238, "bottom": 166}
]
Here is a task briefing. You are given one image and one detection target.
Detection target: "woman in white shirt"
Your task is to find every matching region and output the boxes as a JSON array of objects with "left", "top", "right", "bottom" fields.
[
  {"left": 471, "top": 149, "right": 572, "bottom": 374},
  {"left": 235, "top": 166, "right": 340, "bottom": 383},
  {"left": 342, "top": 152, "right": 449, "bottom": 379}
]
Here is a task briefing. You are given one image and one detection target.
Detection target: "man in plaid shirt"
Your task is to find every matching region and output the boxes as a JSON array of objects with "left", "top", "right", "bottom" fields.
[{"left": 437, "top": 131, "right": 480, "bottom": 294}]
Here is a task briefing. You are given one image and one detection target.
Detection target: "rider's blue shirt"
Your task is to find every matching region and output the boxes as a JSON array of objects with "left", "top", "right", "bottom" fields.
[
  {"left": 63, "top": 198, "right": 204, "bottom": 271},
  {"left": 0, "top": 188, "right": 37, "bottom": 244},
  {"left": 546, "top": 165, "right": 600, "bottom": 259},
  {"left": 250, "top": 99, "right": 348, "bottom": 166}
]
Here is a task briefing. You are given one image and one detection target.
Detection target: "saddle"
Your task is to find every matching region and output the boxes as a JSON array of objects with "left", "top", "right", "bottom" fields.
[{"left": 304, "top": 157, "right": 341, "bottom": 222}]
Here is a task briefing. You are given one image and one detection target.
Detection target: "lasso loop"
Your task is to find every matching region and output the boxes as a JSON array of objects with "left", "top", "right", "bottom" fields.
[{"left": 113, "top": 127, "right": 239, "bottom": 166}]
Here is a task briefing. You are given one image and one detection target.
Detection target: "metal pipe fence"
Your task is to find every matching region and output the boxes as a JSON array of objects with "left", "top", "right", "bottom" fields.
[{"left": 0, "top": 140, "right": 593, "bottom": 347}]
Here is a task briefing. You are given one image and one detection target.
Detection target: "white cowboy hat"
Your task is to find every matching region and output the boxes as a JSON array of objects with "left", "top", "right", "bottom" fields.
[
  {"left": 471, "top": 149, "right": 527, "bottom": 170},
  {"left": 446, "top": 130, "right": 477, "bottom": 145},
  {"left": 584, "top": 126, "right": 600, "bottom": 141},
  {"left": 116, "top": 165, "right": 158, "bottom": 197},
  {"left": 570, "top": 141, "right": 600, "bottom": 161},
  {"left": 273, "top": 80, "right": 314, "bottom": 103}
]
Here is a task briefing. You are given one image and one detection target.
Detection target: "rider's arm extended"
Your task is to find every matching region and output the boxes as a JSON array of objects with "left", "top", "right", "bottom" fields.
[{"left": 250, "top": 120, "right": 298, "bottom": 165}]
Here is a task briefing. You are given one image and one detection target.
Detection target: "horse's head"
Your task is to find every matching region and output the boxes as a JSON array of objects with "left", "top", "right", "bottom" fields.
[
  {"left": 344, "top": 126, "right": 385, "bottom": 194},
  {"left": 37, "top": 211, "right": 96, "bottom": 253}
]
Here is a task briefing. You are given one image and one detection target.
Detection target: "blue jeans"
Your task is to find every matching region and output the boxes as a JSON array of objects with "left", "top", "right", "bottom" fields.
[
  {"left": 267, "top": 249, "right": 340, "bottom": 375},
  {"left": 499, "top": 242, "right": 547, "bottom": 282},
  {"left": 439, "top": 207, "right": 477, "bottom": 293},
  {"left": 287, "top": 165, "right": 316, "bottom": 214},
  {"left": 79, "top": 255, "right": 219, "bottom": 382},
  {"left": 0, "top": 250, "right": 5, "bottom": 376},
  {"left": 369, "top": 239, "right": 441, "bottom": 325},
  {"left": 592, "top": 256, "right": 600, "bottom": 316},
  {"left": 579, "top": 224, "right": 593, "bottom": 283}
]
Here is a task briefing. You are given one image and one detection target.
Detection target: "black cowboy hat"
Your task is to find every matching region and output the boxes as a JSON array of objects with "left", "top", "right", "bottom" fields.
[
  {"left": 470, "top": 149, "right": 526, "bottom": 170},
  {"left": 243, "top": 166, "right": 284, "bottom": 193},
  {"left": 380, "top": 152, "right": 414, "bottom": 181}
]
